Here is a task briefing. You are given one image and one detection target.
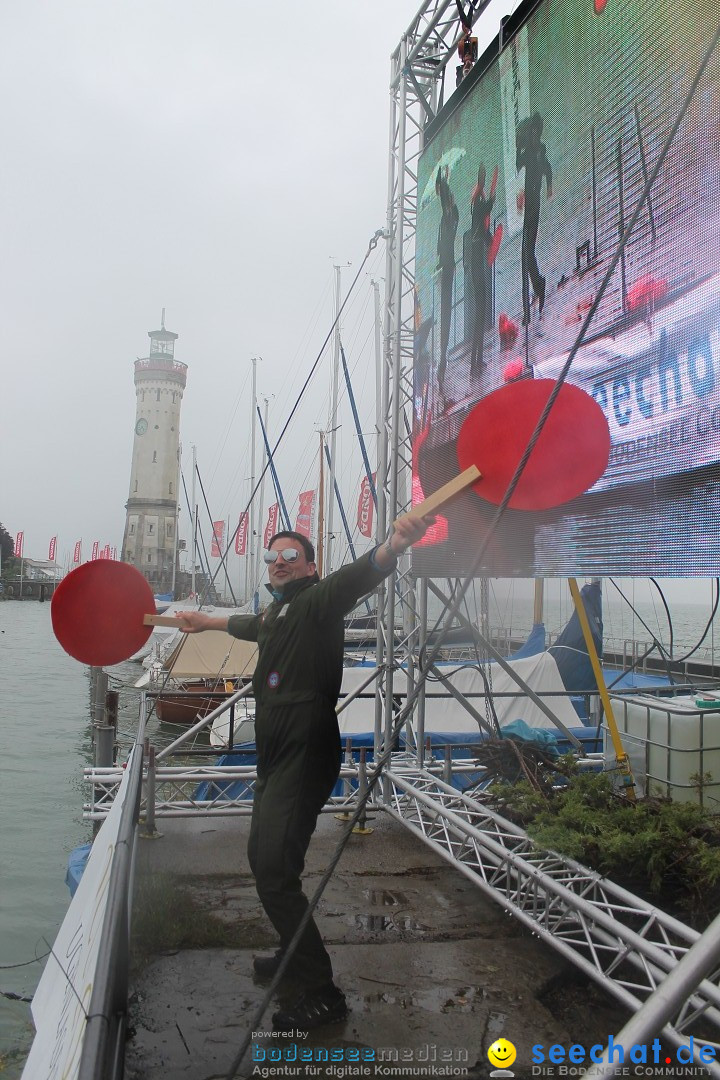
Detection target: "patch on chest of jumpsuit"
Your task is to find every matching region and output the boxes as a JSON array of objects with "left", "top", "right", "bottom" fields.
[{"left": 267, "top": 670, "right": 281, "bottom": 689}]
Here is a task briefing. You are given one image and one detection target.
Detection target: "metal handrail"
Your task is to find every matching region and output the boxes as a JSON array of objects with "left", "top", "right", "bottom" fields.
[{"left": 155, "top": 683, "right": 253, "bottom": 761}]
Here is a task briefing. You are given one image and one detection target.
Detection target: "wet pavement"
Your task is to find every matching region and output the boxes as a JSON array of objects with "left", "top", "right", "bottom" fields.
[{"left": 125, "top": 811, "right": 633, "bottom": 1080}]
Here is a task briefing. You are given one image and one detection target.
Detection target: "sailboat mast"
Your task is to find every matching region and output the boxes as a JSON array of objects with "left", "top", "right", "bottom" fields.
[
  {"left": 317, "top": 430, "right": 325, "bottom": 578},
  {"left": 253, "top": 396, "right": 269, "bottom": 606},
  {"left": 191, "top": 444, "right": 197, "bottom": 598},
  {"left": 533, "top": 579, "right": 545, "bottom": 625},
  {"left": 326, "top": 265, "right": 341, "bottom": 575},
  {"left": 246, "top": 357, "right": 258, "bottom": 605}
]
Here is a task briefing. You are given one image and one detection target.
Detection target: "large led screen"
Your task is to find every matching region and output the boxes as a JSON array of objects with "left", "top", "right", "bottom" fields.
[{"left": 412, "top": 0, "right": 720, "bottom": 577}]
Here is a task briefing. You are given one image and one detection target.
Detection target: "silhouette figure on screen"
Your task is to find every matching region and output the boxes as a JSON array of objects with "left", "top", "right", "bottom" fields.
[
  {"left": 470, "top": 164, "right": 495, "bottom": 376},
  {"left": 516, "top": 112, "right": 553, "bottom": 325},
  {"left": 436, "top": 166, "right": 459, "bottom": 407}
]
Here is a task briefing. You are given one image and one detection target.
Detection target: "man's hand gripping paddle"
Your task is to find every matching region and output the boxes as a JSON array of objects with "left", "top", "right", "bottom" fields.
[{"left": 409, "top": 378, "right": 610, "bottom": 517}]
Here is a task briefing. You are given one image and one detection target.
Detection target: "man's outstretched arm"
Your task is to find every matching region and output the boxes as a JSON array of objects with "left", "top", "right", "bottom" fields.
[{"left": 173, "top": 611, "right": 230, "bottom": 634}]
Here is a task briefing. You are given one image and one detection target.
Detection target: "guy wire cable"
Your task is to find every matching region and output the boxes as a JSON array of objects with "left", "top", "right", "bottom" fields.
[
  {"left": 195, "top": 230, "right": 386, "bottom": 609},
  {"left": 223, "top": 26, "right": 720, "bottom": 1074},
  {"left": 650, "top": 577, "right": 674, "bottom": 659},
  {"left": 606, "top": 578, "right": 676, "bottom": 687},
  {"left": 671, "top": 577, "right": 720, "bottom": 665}
]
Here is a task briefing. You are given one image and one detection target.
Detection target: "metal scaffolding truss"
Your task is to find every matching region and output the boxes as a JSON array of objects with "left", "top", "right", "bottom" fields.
[
  {"left": 378, "top": 0, "right": 497, "bottom": 767},
  {"left": 83, "top": 764, "right": 380, "bottom": 820},
  {"left": 384, "top": 765, "right": 720, "bottom": 1058}
]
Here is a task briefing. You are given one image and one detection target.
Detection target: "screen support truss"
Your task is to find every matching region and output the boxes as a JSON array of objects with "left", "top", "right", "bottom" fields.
[
  {"left": 378, "top": 0, "right": 720, "bottom": 1051},
  {"left": 385, "top": 766, "right": 720, "bottom": 1068}
]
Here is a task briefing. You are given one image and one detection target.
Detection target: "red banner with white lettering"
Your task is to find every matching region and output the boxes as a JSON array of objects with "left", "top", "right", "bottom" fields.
[
  {"left": 234, "top": 512, "right": 249, "bottom": 555},
  {"left": 210, "top": 521, "right": 225, "bottom": 558},
  {"left": 73, "top": 541, "right": 82, "bottom": 564},
  {"left": 91, "top": 541, "right": 99, "bottom": 561},
  {"left": 294, "top": 490, "right": 315, "bottom": 539},
  {"left": 356, "top": 474, "right": 376, "bottom": 538},
  {"left": 263, "top": 503, "right": 279, "bottom": 548},
  {"left": 48, "top": 536, "right": 57, "bottom": 561},
  {"left": 14, "top": 531, "right": 24, "bottom": 557},
  {"left": 101, "top": 544, "right": 111, "bottom": 560}
]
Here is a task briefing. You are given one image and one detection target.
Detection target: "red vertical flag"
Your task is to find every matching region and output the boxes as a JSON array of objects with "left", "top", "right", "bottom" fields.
[
  {"left": 235, "top": 512, "right": 249, "bottom": 555},
  {"left": 102, "top": 544, "right": 111, "bottom": 560},
  {"left": 48, "top": 536, "right": 57, "bottom": 561},
  {"left": 356, "top": 474, "right": 376, "bottom": 538},
  {"left": 294, "top": 490, "right": 316, "bottom": 539},
  {"left": 14, "top": 531, "right": 24, "bottom": 558},
  {"left": 73, "top": 541, "right": 82, "bottom": 564},
  {"left": 210, "top": 520, "right": 225, "bottom": 558},
  {"left": 263, "top": 503, "right": 279, "bottom": 548},
  {"left": 91, "top": 541, "right": 99, "bottom": 561}
]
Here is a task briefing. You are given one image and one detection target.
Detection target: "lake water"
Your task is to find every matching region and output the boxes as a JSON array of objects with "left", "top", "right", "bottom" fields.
[{"left": 0, "top": 586, "right": 717, "bottom": 1075}]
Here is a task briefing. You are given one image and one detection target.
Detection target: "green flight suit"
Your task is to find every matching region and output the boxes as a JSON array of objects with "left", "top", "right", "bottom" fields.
[{"left": 227, "top": 551, "right": 391, "bottom": 988}]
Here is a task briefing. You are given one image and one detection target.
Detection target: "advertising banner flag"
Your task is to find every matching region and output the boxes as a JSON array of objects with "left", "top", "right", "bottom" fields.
[
  {"left": 356, "top": 474, "right": 376, "bottom": 538},
  {"left": 210, "top": 521, "right": 225, "bottom": 558},
  {"left": 91, "top": 541, "right": 99, "bottom": 561},
  {"left": 48, "top": 536, "right": 57, "bottom": 561},
  {"left": 14, "top": 531, "right": 24, "bottom": 558},
  {"left": 101, "top": 544, "right": 111, "bottom": 560},
  {"left": 263, "top": 503, "right": 279, "bottom": 549},
  {"left": 73, "top": 541, "right": 82, "bottom": 564},
  {"left": 111, "top": 547, "right": 117, "bottom": 560},
  {"left": 294, "top": 490, "right": 316, "bottom": 538},
  {"left": 235, "top": 512, "right": 249, "bottom": 555}
]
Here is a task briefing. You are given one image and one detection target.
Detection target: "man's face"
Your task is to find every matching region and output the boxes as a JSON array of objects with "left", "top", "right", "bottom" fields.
[{"left": 266, "top": 538, "right": 316, "bottom": 590}]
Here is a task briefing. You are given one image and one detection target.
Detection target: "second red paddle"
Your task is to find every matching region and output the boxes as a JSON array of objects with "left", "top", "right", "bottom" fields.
[
  {"left": 51, "top": 560, "right": 156, "bottom": 666},
  {"left": 456, "top": 379, "right": 610, "bottom": 510}
]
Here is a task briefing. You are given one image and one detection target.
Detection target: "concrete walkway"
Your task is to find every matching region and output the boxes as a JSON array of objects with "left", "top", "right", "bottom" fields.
[{"left": 125, "top": 811, "right": 631, "bottom": 1080}]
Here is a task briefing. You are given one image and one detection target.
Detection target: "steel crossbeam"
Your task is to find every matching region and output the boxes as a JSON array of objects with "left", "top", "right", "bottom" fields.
[
  {"left": 83, "top": 765, "right": 384, "bottom": 820},
  {"left": 384, "top": 766, "right": 720, "bottom": 1050}
]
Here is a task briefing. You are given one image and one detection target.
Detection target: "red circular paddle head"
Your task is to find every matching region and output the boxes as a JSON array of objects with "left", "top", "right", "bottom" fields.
[
  {"left": 456, "top": 379, "right": 610, "bottom": 510},
  {"left": 51, "top": 561, "right": 156, "bottom": 665}
]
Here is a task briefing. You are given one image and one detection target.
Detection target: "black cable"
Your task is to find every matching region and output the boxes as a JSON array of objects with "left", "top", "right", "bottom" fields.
[
  {"left": 0, "top": 950, "right": 50, "bottom": 969},
  {"left": 608, "top": 578, "right": 676, "bottom": 685},
  {"left": 672, "top": 578, "right": 720, "bottom": 664},
  {"left": 650, "top": 577, "right": 674, "bottom": 659}
]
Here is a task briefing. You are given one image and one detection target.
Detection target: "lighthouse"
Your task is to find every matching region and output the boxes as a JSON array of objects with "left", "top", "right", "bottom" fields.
[{"left": 122, "top": 313, "right": 187, "bottom": 596}]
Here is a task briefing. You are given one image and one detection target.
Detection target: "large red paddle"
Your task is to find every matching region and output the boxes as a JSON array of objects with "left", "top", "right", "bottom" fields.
[
  {"left": 51, "top": 561, "right": 156, "bottom": 666},
  {"left": 456, "top": 379, "right": 610, "bottom": 510}
]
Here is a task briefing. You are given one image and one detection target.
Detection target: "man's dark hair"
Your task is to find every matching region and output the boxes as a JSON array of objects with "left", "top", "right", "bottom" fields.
[{"left": 267, "top": 530, "right": 315, "bottom": 563}]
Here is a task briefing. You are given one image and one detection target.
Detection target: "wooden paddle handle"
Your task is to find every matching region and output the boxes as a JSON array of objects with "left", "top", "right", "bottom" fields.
[
  {"left": 144, "top": 614, "right": 184, "bottom": 627},
  {"left": 396, "top": 464, "right": 481, "bottom": 524}
]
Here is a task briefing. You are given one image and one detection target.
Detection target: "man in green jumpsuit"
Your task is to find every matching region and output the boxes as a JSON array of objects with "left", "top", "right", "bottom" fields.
[{"left": 177, "top": 510, "right": 431, "bottom": 1029}]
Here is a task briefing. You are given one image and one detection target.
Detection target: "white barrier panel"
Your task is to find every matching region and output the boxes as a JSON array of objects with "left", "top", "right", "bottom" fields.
[{"left": 21, "top": 746, "right": 136, "bottom": 1080}]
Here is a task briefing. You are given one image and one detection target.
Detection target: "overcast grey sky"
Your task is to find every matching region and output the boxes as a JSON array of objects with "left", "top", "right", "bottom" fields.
[{"left": 0, "top": 1, "right": 714, "bottom": 610}]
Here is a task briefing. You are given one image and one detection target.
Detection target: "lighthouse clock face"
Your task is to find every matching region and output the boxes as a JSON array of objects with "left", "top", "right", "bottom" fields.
[{"left": 135, "top": 418, "right": 148, "bottom": 436}]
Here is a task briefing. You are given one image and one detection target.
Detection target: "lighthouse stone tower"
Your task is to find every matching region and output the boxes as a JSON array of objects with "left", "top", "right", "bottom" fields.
[{"left": 122, "top": 316, "right": 187, "bottom": 595}]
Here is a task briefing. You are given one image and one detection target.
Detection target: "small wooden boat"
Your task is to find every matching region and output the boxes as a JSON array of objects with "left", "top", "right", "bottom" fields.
[
  {"left": 149, "top": 633, "right": 258, "bottom": 727},
  {"left": 151, "top": 680, "right": 242, "bottom": 726}
]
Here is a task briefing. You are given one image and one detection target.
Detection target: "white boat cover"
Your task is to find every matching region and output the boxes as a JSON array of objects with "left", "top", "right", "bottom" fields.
[
  {"left": 336, "top": 652, "right": 580, "bottom": 736},
  {"left": 210, "top": 651, "right": 580, "bottom": 747},
  {"left": 161, "top": 632, "right": 258, "bottom": 679}
]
